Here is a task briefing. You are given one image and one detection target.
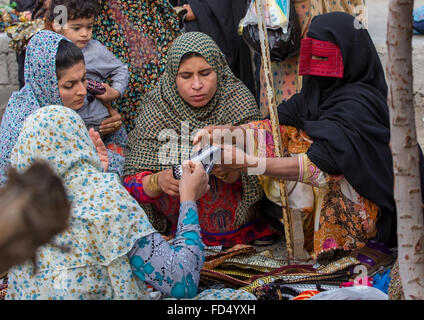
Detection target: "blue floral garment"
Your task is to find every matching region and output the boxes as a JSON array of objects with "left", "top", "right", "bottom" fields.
[
  {"left": 6, "top": 105, "right": 157, "bottom": 300},
  {"left": 129, "top": 200, "right": 256, "bottom": 300},
  {"left": 0, "top": 30, "right": 126, "bottom": 185},
  {"left": 6, "top": 105, "right": 255, "bottom": 300}
]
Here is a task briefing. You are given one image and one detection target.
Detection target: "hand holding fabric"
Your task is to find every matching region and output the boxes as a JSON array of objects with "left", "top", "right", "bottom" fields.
[
  {"left": 95, "top": 83, "right": 121, "bottom": 104},
  {"left": 218, "top": 144, "right": 257, "bottom": 172},
  {"left": 193, "top": 125, "right": 240, "bottom": 148}
]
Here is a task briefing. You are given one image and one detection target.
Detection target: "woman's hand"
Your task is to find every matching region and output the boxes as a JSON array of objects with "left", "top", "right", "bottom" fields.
[
  {"left": 157, "top": 169, "right": 180, "bottom": 197},
  {"left": 99, "top": 104, "right": 123, "bottom": 135},
  {"left": 89, "top": 128, "right": 109, "bottom": 172},
  {"left": 193, "top": 125, "right": 240, "bottom": 148},
  {"left": 179, "top": 161, "right": 210, "bottom": 202},
  {"left": 218, "top": 144, "right": 258, "bottom": 172},
  {"left": 183, "top": 4, "right": 196, "bottom": 21}
]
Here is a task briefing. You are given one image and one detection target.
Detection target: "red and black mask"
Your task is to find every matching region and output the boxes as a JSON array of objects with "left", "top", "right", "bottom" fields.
[{"left": 299, "top": 37, "right": 344, "bottom": 78}]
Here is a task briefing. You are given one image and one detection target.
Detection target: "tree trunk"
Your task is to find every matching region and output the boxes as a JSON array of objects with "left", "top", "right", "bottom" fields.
[{"left": 387, "top": 0, "right": 424, "bottom": 299}]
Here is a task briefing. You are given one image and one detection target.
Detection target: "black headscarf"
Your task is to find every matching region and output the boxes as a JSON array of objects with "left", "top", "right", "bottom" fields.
[
  {"left": 277, "top": 12, "right": 424, "bottom": 247},
  {"left": 172, "top": 0, "right": 256, "bottom": 96}
]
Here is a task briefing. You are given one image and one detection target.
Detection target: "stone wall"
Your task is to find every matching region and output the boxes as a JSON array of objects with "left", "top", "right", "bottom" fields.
[{"left": 0, "top": 33, "right": 19, "bottom": 120}]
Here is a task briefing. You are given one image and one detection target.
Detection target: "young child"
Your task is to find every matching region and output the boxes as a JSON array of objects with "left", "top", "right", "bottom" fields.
[{"left": 47, "top": 0, "right": 129, "bottom": 134}]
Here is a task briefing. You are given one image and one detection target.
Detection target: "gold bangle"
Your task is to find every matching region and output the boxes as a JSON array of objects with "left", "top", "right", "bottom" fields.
[
  {"left": 215, "top": 174, "right": 228, "bottom": 181},
  {"left": 148, "top": 173, "right": 162, "bottom": 194}
]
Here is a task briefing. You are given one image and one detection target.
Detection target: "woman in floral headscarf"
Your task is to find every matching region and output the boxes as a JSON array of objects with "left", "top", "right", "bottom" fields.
[
  {"left": 93, "top": 0, "right": 181, "bottom": 131},
  {"left": 259, "top": 0, "right": 366, "bottom": 115},
  {"left": 124, "top": 32, "right": 277, "bottom": 248},
  {"left": 0, "top": 30, "right": 126, "bottom": 185}
]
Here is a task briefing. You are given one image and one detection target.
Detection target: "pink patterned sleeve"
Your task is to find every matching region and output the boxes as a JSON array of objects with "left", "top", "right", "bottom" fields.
[{"left": 298, "top": 154, "right": 344, "bottom": 187}]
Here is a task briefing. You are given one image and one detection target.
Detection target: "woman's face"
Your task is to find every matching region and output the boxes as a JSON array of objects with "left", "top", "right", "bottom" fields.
[
  {"left": 57, "top": 61, "right": 87, "bottom": 111},
  {"left": 176, "top": 56, "right": 218, "bottom": 108}
]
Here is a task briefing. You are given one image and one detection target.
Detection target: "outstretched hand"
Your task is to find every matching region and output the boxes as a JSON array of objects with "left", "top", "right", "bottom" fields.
[
  {"left": 192, "top": 125, "right": 239, "bottom": 149},
  {"left": 89, "top": 128, "right": 109, "bottom": 172},
  {"left": 217, "top": 144, "right": 258, "bottom": 172}
]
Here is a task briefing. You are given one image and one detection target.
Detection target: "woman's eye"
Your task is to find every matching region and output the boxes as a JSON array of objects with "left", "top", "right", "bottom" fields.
[{"left": 200, "top": 71, "right": 212, "bottom": 77}]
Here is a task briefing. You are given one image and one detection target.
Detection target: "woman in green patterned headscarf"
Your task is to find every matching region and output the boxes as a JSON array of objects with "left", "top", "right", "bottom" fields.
[{"left": 123, "top": 32, "right": 277, "bottom": 247}]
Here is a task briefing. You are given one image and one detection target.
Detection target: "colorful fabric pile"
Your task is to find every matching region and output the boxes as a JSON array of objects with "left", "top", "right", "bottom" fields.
[
  {"left": 388, "top": 260, "right": 404, "bottom": 300},
  {"left": 198, "top": 241, "right": 397, "bottom": 300},
  {"left": 0, "top": 3, "right": 31, "bottom": 33}
]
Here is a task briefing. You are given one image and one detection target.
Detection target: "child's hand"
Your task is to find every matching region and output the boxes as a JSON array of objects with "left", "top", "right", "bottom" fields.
[
  {"left": 95, "top": 83, "right": 121, "bottom": 104},
  {"left": 89, "top": 128, "right": 109, "bottom": 172}
]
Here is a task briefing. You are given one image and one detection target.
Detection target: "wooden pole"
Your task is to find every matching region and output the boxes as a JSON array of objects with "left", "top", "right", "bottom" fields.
[{"left": 255, "top": 0, "right": 306, "bottom": 261}]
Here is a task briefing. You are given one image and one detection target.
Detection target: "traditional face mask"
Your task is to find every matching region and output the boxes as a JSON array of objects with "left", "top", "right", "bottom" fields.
[{"left": 299, "top": 37, "right": 344, "bottom": 78}]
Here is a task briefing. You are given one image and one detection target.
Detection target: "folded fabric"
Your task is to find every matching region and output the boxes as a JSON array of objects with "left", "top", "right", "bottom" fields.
[
  {"left": 291, "top": 290, "right": 320, "bottom": 300},
  {"left": 255, "top": 281, "right": 339, "bottom": 300},
  {"left": 351, "top": 240, "right": 394, "bottom": 276},
  {"left": 372, "top": 269, "right": 391, "bottom": 294}
]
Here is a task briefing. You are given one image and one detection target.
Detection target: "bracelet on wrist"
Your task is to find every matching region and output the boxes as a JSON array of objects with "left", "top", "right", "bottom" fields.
[{"left": 148, "top": 173, "right": 162, "bottom": 194}]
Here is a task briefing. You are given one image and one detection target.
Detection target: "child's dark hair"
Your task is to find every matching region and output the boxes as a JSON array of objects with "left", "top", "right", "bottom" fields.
[
  {"left": 47, "top": 0, "right": 101, "bottom": 23},
  {"left": 56, "top": 40, "right": 85, "bottom": 79}
]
